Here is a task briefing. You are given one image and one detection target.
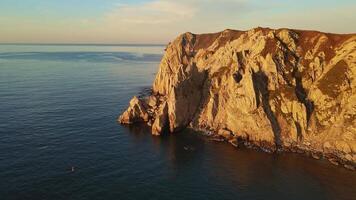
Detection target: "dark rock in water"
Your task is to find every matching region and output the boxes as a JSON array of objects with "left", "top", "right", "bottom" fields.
[
  {"left": 329, "top": 158, "right": 339, "bottom": 166},
  {"left": 229, "top": 139, "right": 238, "bottom": 148},
  {"left": 183, "top": 146, "right": 195, "bottom": 151},
  {"left": 297, "top": 149, "right": 304, "bottom": 154},
  {"left": 311, "top": 152, "right": 322, "bottom": 160},
  {"left": 210, "top": 137, "right": 225, "bottom": 142},
  {"left": 344, "top": 164, "right": 355, "bottom": 171},
  {"left": 137, "top": 87, "right": 152, "bottom": 98}
]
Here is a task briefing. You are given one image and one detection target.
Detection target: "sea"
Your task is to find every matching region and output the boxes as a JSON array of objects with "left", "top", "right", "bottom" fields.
[{"left": 0, "top": 44, "right": 355, "bottom": 200}]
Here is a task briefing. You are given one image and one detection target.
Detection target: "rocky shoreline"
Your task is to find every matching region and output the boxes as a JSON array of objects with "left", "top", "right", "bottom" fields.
[
  {"left": 203, "top": 130, "right": 355, "bottom": 170},
  {"left": 119, "top": 27, "right": 356, "bottom": 170}
]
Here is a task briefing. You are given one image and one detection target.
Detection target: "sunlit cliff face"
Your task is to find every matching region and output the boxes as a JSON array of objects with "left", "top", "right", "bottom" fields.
[{"left": 119, "top": 27, "right": 356, "bottom": 169}]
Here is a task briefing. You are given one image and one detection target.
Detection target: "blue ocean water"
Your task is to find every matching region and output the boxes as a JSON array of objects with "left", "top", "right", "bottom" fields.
[{"left": 0, "top": 44, "right": 355, "bottom": 200}]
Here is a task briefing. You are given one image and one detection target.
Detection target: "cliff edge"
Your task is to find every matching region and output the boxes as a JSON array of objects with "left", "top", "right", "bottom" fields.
[{"left": 119, "top": 27, "right": 356, "bottom": 169}]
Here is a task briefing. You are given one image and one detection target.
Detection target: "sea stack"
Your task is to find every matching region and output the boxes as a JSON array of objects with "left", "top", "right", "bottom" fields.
[{"left": 119, "top": 27, "right": 356, "bottom": 169}]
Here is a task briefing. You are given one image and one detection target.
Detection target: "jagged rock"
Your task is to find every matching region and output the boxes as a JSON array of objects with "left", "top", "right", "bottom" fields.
[
  {"left": 344, "top": 164, "right": 355, "bottom": 171},
  {"left": 312, "top": 153, "right": 321, "bottom": 160},
  {"left": 229, "top": 139, "right": 239, "bottom": 148},
  {"left": 118, "top": 96, "right": 149, "bottom": 124},
  {"left": 119, "top": 27, "right": 356, "bottom": 168},
  {"left": 218, "top": 129, "right": 233, "bottom": 140}
]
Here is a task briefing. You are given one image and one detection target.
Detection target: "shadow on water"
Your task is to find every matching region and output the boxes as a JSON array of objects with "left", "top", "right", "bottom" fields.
[
  {"left": 122, "top": 125, "right": 356, "bottom": 200},
  {"left": 124, "top": 125, "right": 206, "bottom": 165}
]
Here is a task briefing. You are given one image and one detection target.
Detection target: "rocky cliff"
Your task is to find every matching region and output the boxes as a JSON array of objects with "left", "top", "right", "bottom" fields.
[{"left": 119, "top": 27, "right": 356, "bottom": 169}]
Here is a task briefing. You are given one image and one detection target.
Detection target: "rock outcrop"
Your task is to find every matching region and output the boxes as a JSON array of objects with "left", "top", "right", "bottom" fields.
[{"left": 119, "top": 27, "right": 356, "bottom": 169}]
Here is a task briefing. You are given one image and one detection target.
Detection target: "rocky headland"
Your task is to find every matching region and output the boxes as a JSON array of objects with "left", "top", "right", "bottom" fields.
[{"left": 119, "top": 27, "right": 356, "bottom": 170}]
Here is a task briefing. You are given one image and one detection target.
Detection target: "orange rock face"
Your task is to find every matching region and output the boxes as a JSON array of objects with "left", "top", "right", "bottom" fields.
[{"left": 119, "top": 27, "right": 356, "bottom": 169}]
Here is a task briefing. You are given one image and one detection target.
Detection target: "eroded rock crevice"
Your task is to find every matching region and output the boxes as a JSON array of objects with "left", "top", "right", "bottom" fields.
[
  {"left": 294, "top": 72, "right": 315, "bottom": 124},
  {"left": 252, "top": 71, "right": 282, "bottom": 147}
]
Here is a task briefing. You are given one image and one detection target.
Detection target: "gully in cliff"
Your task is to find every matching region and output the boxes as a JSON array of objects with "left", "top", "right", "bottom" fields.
[{"left": 119, "top": 27, "right": 356, "bottom": 170}]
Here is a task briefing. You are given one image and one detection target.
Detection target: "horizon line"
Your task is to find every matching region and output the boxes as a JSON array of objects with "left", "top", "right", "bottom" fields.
[{"left": 0, "top": 43, "right": 167, "bottom": 46}]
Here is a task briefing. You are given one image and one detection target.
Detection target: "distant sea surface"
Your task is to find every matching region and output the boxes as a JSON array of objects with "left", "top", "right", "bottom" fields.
[{"left": 0, "top": 44, "right": 355, "bottom": 200}]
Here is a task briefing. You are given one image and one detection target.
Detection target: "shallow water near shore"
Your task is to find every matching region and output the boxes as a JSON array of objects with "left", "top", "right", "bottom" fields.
[{"left": 0, "top": 44, "right": 355, "bottom": 200}]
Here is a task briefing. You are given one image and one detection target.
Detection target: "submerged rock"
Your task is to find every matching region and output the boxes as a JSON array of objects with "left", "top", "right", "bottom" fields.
[{"left": 119, "top": 27, "right": 356, "bottom": 169}]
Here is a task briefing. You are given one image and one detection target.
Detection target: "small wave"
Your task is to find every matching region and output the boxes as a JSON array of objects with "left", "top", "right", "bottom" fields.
[
  {"left": 99, "top": 55, "right": 123, "bottom": 61},
  {"left": 38, "top": 145, "right": 49, "bottom": 150}
]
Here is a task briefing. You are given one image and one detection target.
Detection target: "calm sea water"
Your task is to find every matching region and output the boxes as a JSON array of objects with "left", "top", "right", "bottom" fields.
[{"left": 0, "top": 44, "right": 355, "bottom": 200}]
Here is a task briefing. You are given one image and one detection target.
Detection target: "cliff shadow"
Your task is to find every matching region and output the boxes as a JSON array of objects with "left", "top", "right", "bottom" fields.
[
  {"left": 171, "top": 62, "right": 209, "bottom": 132},
  {"left": 274, "top": 39, "right": 314, "bottom": 125},
  {"left": 294, "top": 121, "right": 303, "bottom": 141},
  {"left": 252, "top": 71, "right": 282, "bottom": 148},
  {"left": 294, "top": 72, "right": 314, "bottom": 124}
]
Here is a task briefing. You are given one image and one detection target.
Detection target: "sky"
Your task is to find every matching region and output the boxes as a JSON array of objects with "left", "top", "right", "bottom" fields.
[{"left": 0, "top": 0, "right": 355, "bottom": 44}]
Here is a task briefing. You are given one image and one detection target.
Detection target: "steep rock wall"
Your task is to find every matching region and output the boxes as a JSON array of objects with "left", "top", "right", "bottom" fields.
[{"left": 119, "top": 27, "right": 356, "bottom": 169}]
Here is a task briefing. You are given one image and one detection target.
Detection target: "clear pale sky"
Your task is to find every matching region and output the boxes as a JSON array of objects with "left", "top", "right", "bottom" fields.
[{"left": 1, "top": 0, "right": 355, "bottom": 44}]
